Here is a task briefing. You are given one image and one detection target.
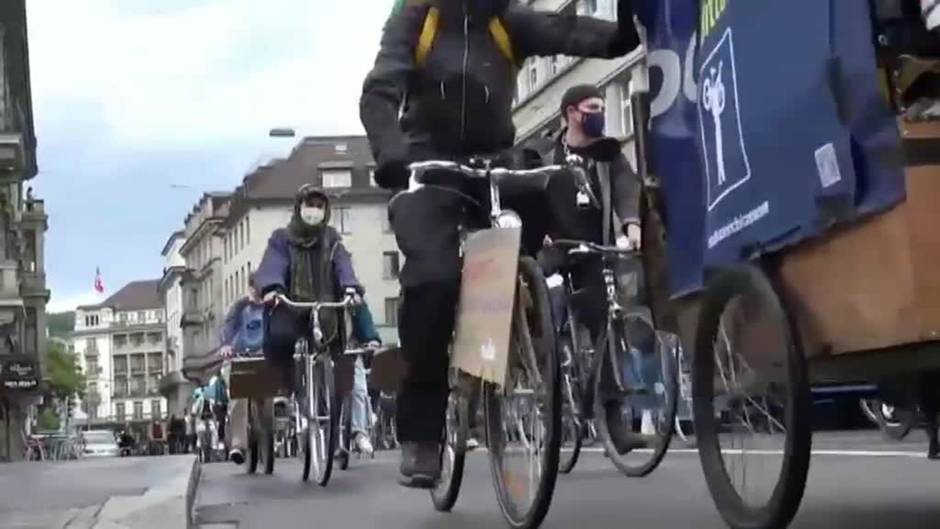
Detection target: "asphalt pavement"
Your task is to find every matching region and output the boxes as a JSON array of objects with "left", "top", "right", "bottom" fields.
[
  {"left": 194, "top": 432, "right": 940, "bottom": 529},
  {"left": 1, "top": 455, "right": 196, "bottom": 529}
]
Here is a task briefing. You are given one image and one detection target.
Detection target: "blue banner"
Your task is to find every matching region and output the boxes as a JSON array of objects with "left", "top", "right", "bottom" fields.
[{"left": 640, "top": 0, "right": 905, "bottom": 297}]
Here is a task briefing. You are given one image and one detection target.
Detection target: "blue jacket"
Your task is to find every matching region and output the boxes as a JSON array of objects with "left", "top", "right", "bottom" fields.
[{"left": 253, "top": 228, "right": 361, "bottom": 297}]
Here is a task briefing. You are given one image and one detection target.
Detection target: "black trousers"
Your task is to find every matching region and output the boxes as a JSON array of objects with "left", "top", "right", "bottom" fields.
[{"left": 388, "top": 170, "right": 591, "bottom": 443}]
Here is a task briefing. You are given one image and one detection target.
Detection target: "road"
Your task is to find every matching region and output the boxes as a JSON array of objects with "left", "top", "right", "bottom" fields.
[{"left": 194, "top": 432, "right": 940, "bottom": 529}]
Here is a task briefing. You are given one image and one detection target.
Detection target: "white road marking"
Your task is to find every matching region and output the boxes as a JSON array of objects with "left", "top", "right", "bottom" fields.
[{"left": 565, "top": 447, "right": 926, "bottom": 458}]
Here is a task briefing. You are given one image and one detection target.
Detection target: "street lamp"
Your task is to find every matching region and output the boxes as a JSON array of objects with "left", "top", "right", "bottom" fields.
[{"left": 268, "top": 128, "right": 297, "bottom": 138}]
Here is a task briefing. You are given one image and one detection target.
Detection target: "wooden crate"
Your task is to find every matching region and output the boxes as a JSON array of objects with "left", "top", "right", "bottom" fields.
[
  {"left": 228, "top": 357, "right": 283, "bottom": 400},
  {"left": 779, "top": 121, "right": 940, "bottom": 356}
]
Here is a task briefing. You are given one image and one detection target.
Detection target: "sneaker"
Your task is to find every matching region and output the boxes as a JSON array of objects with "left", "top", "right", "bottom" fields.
[
  {"left": 398, "top": 442, "right": 441, "bottom": 488},
  {"left": 354, "top": 433, "right": 374, "bottom": 458},
  {"left": 229, "top": 449, "right": 245, "bottom": 465},
  {"left": 466, "top": 437, "right": 480, "bottom": 451}
]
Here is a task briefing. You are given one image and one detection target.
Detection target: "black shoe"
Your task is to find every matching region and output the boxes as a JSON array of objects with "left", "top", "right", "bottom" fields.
[
  {"left": 928, "top": 439, "right": 939, "bottom": 460},
  {"left": 229, "top": 449, "right": 245, "bottom": 465},
  {"left": 398, "top": 442, "right": 441, "bottom": 489}
]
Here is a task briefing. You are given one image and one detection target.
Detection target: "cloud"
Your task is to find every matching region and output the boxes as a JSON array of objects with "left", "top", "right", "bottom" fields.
[{"left": 26, "top": 0, "right": 393, "bottom": 306}]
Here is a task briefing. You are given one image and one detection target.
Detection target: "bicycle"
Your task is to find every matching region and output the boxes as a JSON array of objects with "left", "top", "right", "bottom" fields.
[
  {"left": 550, "top": 238, "right": 678, "bottom": 478},
  {"left": 276, "top": 294, "right": 357, "bottom": 487},
  {"left": 404, "top": 158, "right": 562, "bottom": 529},
  {"left": 337, "top": 345, "right": 391, "bottom": 470}
]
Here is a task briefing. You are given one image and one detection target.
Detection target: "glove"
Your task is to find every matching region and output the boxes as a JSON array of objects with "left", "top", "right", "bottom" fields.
[
  {"left": 344, "top": 286, "right": 363, "bottom": 305},
  {"left": 612, "top": 0, "right": 640, "bottom": 55},
  {"left": 262, "top": 289, "right": 282, "bottom": 306},
  {"left": 617, "top": 222, "right": 642, "bottom": 250},
  {"left": 374, "top": 159, "right": 410, "bottom": 190}
]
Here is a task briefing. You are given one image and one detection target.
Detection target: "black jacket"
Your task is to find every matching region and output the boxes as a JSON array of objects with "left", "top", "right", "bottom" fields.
[
  {"left": 360, "top": 0, "right": 640, "bottom": 176},
  {"left": 526, "top": 133, "right": 641, "bottom": 237}
]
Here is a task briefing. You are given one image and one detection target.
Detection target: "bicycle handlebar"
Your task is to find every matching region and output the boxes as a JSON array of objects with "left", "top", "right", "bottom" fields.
[
  {"left": 550, "top": 238, "right": 639, "bottom": 257},
  {"left": 343, "top": 345, "right": 394, "bottom": 356},
  {"left": 274, "top": 294, "right": 356, "bottom": 311}
]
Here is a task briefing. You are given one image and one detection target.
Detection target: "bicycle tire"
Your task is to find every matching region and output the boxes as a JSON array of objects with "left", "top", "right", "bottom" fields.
[
  {"left": 558, "top": 332, "right": 584, "bottom": 474},
  {"left": 594, "top": 323, "right": 678, "bottom": 478},
  {"left": 431, "top": 391, "right": 467, "bottom": 512},
  {"left": 338, "top": 397, "right": 351, "bottom": 471},
  {"left": 261, "top": 400, "right": 275, "bottom": 475},
  {"left": 485, "top": 256, "right": 560, "bottom": 529},
  {"left": 693, "top": 264, "right": 812, "bottom": 529},
  {"left": 311, "top": 356, "right": 340, "bottom": 487},
  {"left": 247, "top": 402, "right": 260, "bottom": 475}
]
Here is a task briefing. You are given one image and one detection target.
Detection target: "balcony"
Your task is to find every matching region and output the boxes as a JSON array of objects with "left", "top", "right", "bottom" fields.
[
  {"left": 180, "top": 309, "right": 204, "bottom": 327},
  {"left": 20, "top": 270, "right": 46, "bottom": 297}
]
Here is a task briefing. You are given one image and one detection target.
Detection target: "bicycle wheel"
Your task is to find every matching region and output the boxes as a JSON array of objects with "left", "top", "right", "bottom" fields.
[
  {"left": 247, "top": 403, "right": 260, "bottom": 475},
  {"left": 431, "top": 390, "right": 468, "bottom": 512},
  {"left": 295, "top": 350, "right": 313, "bottom": 482},
  {"left": 595, "top": 320, "right": 678, "bottom": 478},
  {"left": 260, "top": 400, "right": 275, "bottom": 475},
  {"left": 485, "top": 256, "right": 560, "bottom": 529},
  {"left": 558, "top": 329, "right": 584, "bottom": 475},
  {"left": 309, "top": 354, "right": 340, "bottom": 486},
  {"left": 693, "top": 264, "right": 812, "bottom": 529},
  {"left": 337, "top": 396, "right": 351, "bottom": 471}
]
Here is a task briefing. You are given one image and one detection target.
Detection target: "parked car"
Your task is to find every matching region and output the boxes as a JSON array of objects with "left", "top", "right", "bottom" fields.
[{"left": 81, "top": 430, "right": 120, "bottom": 457}]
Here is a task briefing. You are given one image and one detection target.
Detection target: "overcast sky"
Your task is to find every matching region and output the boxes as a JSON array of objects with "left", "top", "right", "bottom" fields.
[{"left": 27, "top": 0, "right": 390, "bottom": 312}]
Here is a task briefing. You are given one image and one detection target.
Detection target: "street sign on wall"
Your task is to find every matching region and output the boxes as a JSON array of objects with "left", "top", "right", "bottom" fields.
[{"left": 0, "top": 357, "right": 39, "bottom": 390}]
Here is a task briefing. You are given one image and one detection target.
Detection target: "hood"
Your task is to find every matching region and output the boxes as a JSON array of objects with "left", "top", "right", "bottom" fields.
[
  {"left": 434, "top": 0, "right": 511, "bottom": 23},
  {"left": 294, "top": 185, "right": 332, "bottom": 226}
]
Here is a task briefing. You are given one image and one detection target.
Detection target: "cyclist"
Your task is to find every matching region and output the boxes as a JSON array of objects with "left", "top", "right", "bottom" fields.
[
  {"left": 531, "top": 84, "right": 654, "bottom": 453},
  {"left": 360, "top": 0, "right": 641, "bottom": 487},
  {"left": 253, "top": 184, "right": 382, "bottom": 456}
]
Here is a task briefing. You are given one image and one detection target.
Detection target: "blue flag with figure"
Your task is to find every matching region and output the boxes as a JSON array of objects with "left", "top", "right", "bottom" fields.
[{"left": 639, "top": 0, "right": 905, "bottom": 297}]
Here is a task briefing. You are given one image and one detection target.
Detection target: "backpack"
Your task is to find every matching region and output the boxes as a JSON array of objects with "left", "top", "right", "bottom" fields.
[{"left": 414, "top": 6, "right": 519, "bottom": 70}]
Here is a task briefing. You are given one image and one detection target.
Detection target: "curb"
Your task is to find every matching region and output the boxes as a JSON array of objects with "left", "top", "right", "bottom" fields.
[{"left": 86, "top": 455, "right": 199, "bottom": 529}]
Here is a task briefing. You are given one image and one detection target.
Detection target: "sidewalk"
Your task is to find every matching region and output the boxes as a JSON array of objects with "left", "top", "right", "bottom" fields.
[{"left": 1, "top": 455, "right": 198, "bottom": 529}]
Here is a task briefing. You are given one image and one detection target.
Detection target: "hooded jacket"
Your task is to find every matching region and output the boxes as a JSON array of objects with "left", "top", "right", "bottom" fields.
[
  {"left": 360, "top": 0, "right": 640, "bottom": 180},
  {"left": 253, "top": 189, "right": 361, "bottom": 298}
]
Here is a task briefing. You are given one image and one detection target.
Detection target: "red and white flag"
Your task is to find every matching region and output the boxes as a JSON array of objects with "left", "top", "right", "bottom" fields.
[{"left": 94, "top": 267, "right": 105, "bottom": 294}]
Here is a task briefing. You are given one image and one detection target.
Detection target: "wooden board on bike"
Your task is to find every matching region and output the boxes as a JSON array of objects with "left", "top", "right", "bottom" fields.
[
  {"left": 452, "top": 227, "right": 521, "bottom": 387},
  {"left": 778, "top": 121, "right": 940, "bottom": 357},
  {"left": 228, "top": 357, "right": 283, "bottom": 400}
]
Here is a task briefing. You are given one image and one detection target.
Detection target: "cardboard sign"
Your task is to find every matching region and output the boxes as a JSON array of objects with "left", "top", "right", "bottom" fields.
[{"left": 452, "top": 227, "right": 521, "bottom": 387}]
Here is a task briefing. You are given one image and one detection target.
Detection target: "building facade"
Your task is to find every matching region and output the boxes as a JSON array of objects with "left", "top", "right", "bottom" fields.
[
  {"left": 71, "top": 281, "right": 167, "bottom": 426},
  {"left": 512, "top": 0, "right": 644, "bottom": 162},
  {"left": 0, "top": 1, "right": 49, "bottom": 462},
  {"left": 157, "top": 231, "right": 190, "bottom": 417}
]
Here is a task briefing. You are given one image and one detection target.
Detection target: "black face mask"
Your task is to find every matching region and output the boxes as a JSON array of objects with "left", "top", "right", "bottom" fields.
[{"left": 580, "top": 111, "right": 606, "bottom": 138}]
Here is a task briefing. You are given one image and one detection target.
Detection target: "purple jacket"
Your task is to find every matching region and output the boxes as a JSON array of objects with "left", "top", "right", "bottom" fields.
[{"left": 253, "top": 228, "right": 362, "bottom": 297}]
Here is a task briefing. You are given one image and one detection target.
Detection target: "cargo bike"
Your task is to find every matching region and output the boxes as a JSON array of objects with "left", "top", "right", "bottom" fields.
[
  {"left": 226, "top": 295, "right": 377, "bottom": 485},
  {"left": 632, "top": 1, "right": 940, "bottom": 528}
]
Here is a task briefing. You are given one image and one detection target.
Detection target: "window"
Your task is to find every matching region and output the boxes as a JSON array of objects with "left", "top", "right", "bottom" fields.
[
  {"left": 245, "top": 216, "right": 250, "bottom": 245},
  {"left": 148, "top": 352, "right": 163, "bottom": 373},
  {"left": 383, "top": 252, "right": 400, "bottom": 280},
  {"left": 369, "top": 169, "right": 378, "bottom": 187},
  {"left": 114, "top": 376, "right": 128, "bottom": 397},
  {"left": 137, "top": 311, "right": 146, "bottom": 323},
  {"left": 384, "top": 297, "right": 400, "bottom": 326},
  {"left": 131, "top": 353, "right": 145, "bottom": 372},
  {"left": 115, "top": 402, "right": 126, "bottom": 421},
  {"left": 84, "top": 314, "right": 100, "bottom": 327},
  {"left": 331, "top": 207, "right": 351, "bottom": 234},
  {"left": 114, "top": 355, "right": 128, "bottom": 374},
  {"left": 86, "top": 357, "right": 99, "bottom": 377},
  {"left": 577, "top": 0, "right": 598, "bottom": 16},
  {"left": 148, "top": 373, "right": 161, "bottom": 393},
  {"left": 120, "top": 312, "right": 128, "bottom": 323},
  {"left": 239, "top": 219, "right": 245, "bottom": 250},
  {"left": 133, "top": 401, "right": 144, "bottom": 420},
  {"left": 322, "top": 169, "right": 352, "bottom": 188},
  {"left": 85, "top": 337, "right": 97, "bottom": 353},
  {"left": 527, "top": 59, "right": 539, "bottom": 90},
  {"left": 151, "top": 400, "right": 162, "bottom": 419},
  {"left": 620, "top": 83, "right": 634, "bottom": 137},
  {"left": 550, "top": 55, "right": 560, "bottom": 76},
  {"left": 132, "top": 375, "right": 146, "bottom": 395},
  {"left": 334, "top": 143, "right": 348, "bottom": 153},
  {"left": 131, "top": 333, "right": 144, "bottom": 347}
]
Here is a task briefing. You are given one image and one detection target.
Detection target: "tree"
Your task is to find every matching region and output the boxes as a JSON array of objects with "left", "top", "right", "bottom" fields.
[
  {"left": 46, "top": 340, "right": 85, "bottom": 403},
  {"left": 46, "top": 311, "right": 75, "bottom": 339}
]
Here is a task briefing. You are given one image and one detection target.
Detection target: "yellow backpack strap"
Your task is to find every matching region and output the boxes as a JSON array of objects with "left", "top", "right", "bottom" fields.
[
  {"left": 488, "top": 17, "right": 517, "bottom": 70},
  {"left": 415, "top": 6, "right": 439, "bottom": 69}
]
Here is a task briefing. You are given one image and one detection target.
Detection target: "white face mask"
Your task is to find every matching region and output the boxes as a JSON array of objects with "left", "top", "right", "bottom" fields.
[{"left": 300, "top": 206, "right": 325, "bottom": 226}]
